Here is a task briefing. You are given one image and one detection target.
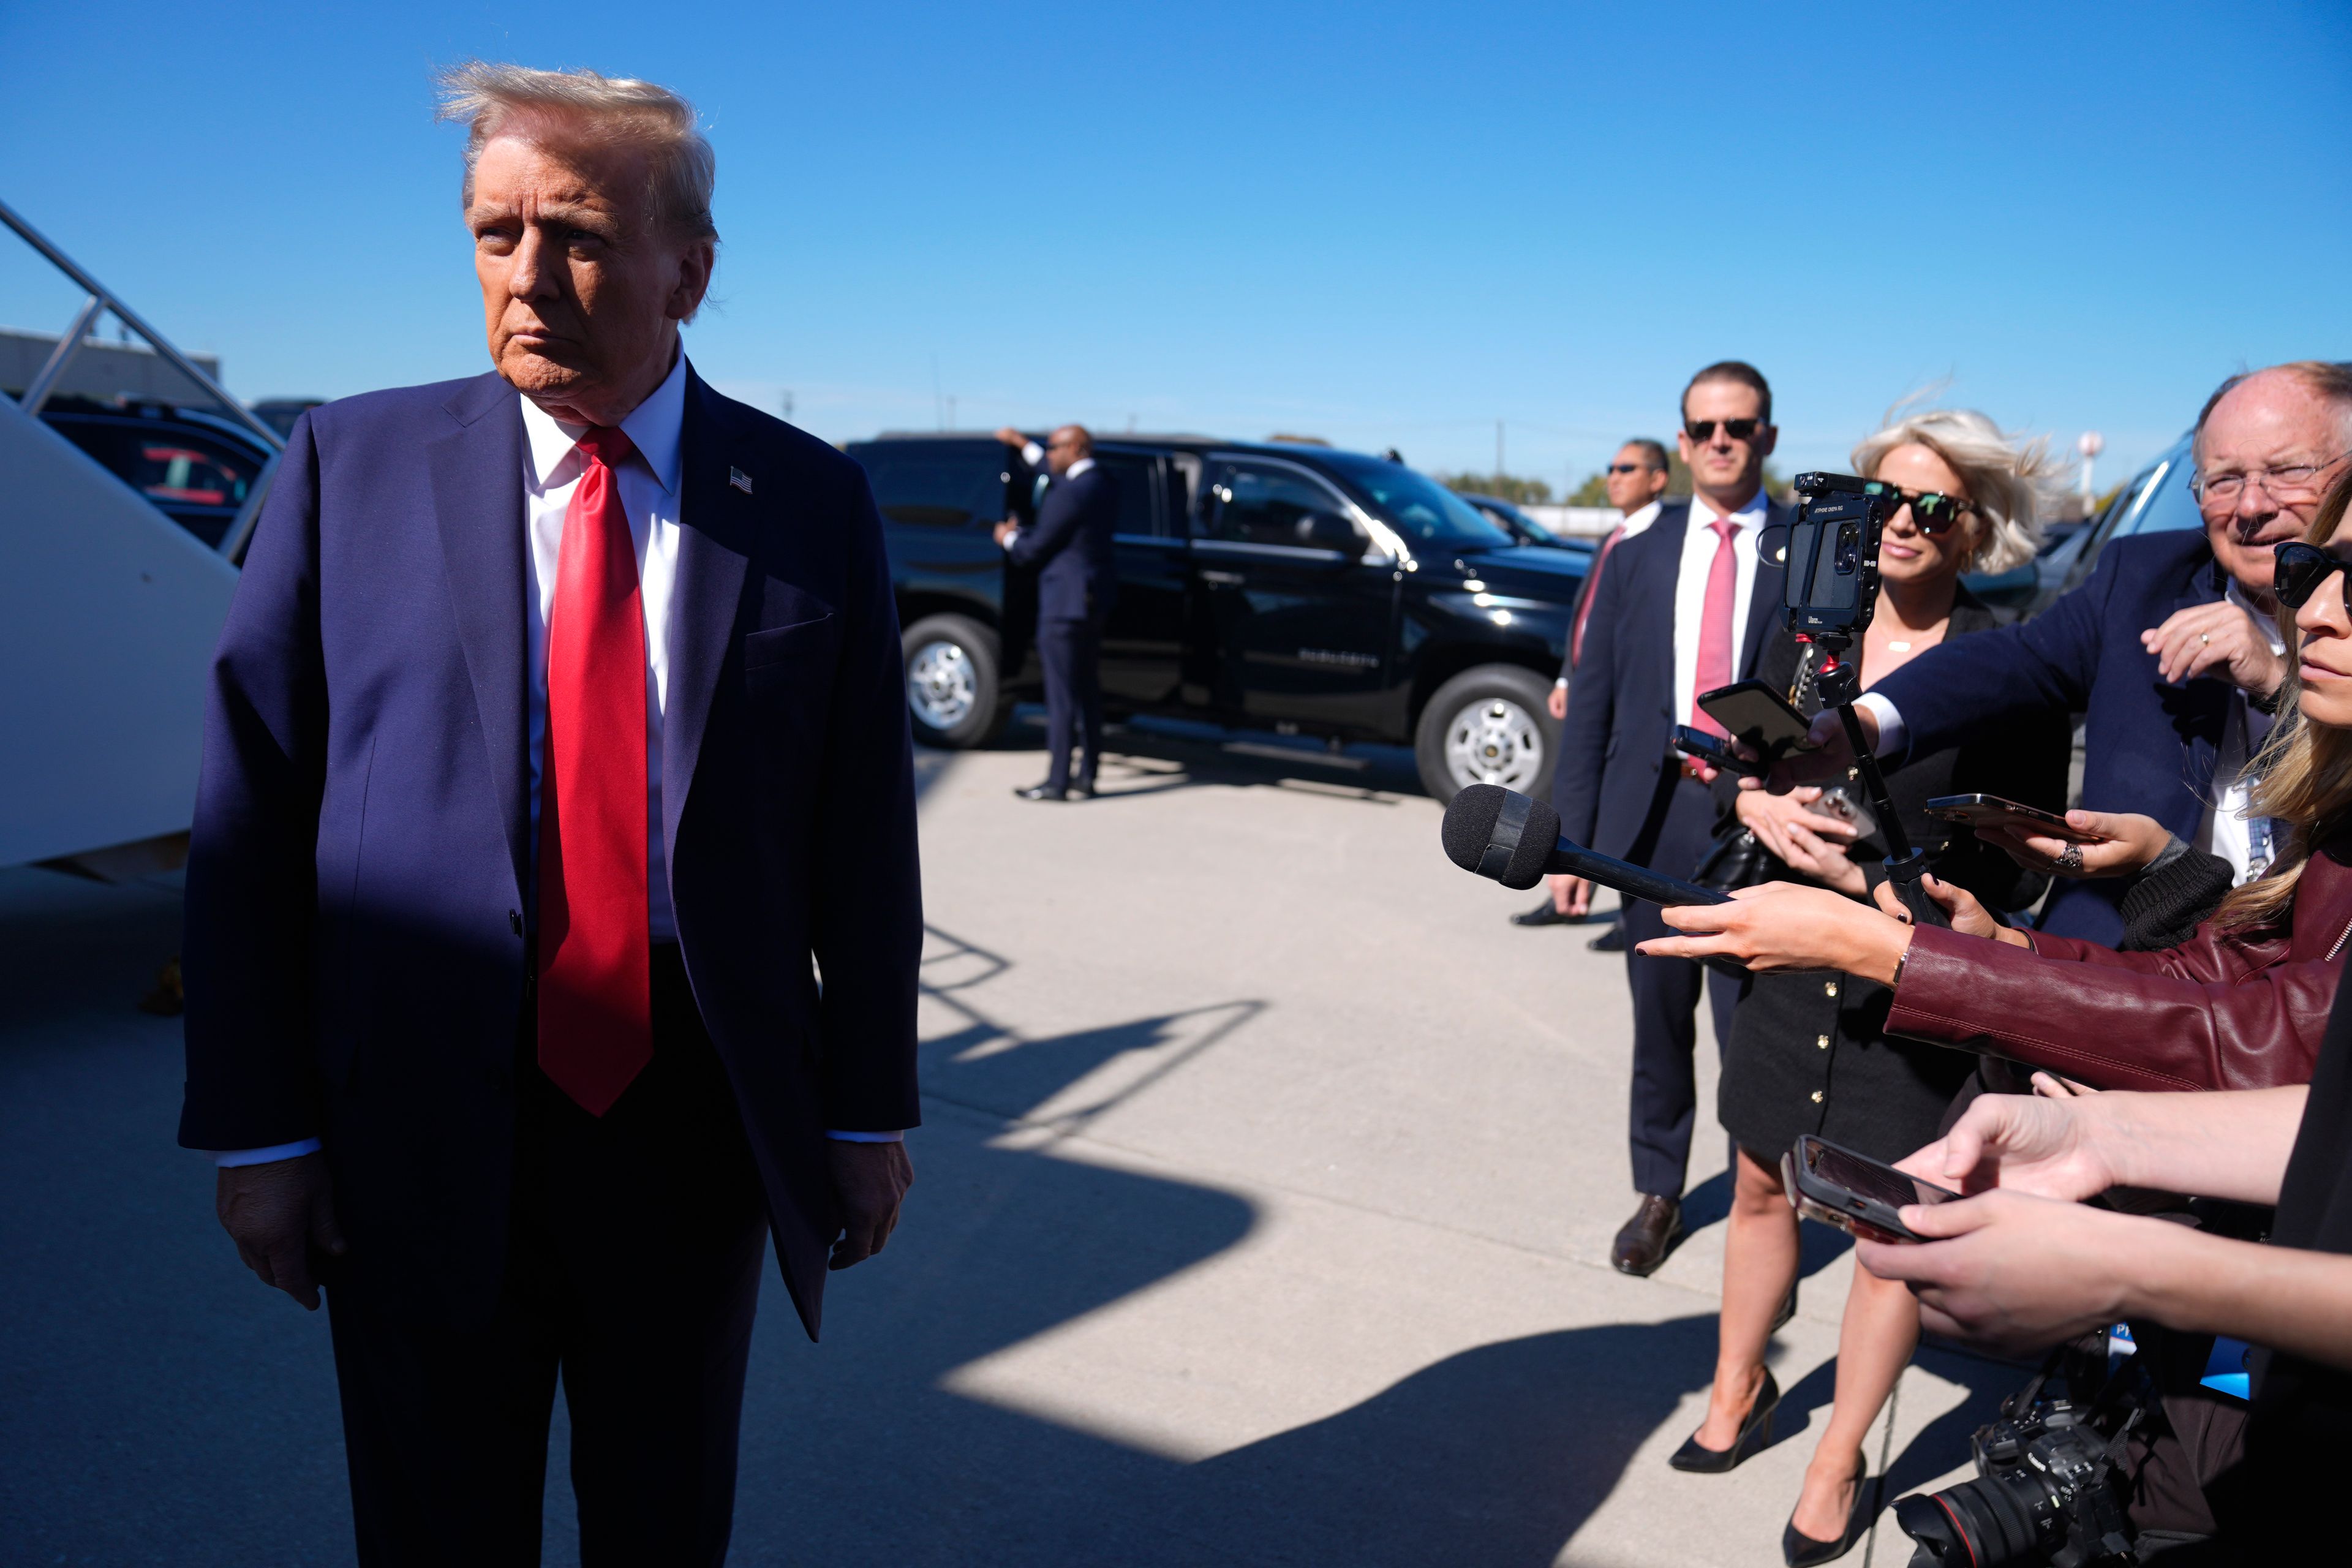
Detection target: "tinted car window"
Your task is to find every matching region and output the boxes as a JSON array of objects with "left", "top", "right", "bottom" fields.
[
  {"left": 130, "top": 435, "right": 253, "bottom": 507},
  {"left": 1091, "top": 452, "right": 1163, "bottom": 537},
  {"left": 2122, "top": 451, "right": 2201, "bottom": 539},
  {"left": 1208, "top": 462, "right": 1357, "bottom": 549},
  {"left": 1316, "top": 451, "right": 1515, "bottom": 549},
  {"left": 861, "top": 452, "right": 1003, "bottom": 528}
]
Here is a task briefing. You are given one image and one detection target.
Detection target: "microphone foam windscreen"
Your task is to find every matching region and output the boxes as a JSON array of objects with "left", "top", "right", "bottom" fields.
[{"left": 1440, "top": 785, "right": 1560, "bottom": 890}]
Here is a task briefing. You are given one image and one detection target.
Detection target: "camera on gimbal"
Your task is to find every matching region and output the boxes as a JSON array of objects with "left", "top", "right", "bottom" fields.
[{"left": 1893, "top": 1339, "right": 2152, "bottom": 1568}]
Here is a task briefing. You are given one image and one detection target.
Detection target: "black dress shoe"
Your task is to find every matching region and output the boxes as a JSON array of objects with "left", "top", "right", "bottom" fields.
[
  {"left": 1668, "top": 1366, "right": 1779, "bottom": 1473},
  {"left": 1611, "top": 1194, "right": 1682, "bottom": 1276},
  {"left": 1511, "top": 898, "right": 1574, "bottom": 927},
  {"left": 1013, "top": 783, "right": 1066, "bottom": 801},
  {"left": 1783, "top": 1471, "right": 1882, "bottom": 1566},
  {"left": 1069, "top": 780, "right": 1097, "bottom": 799},
  {"left": 1588, "top": 921, "right": 1629, "bottom": 952}
]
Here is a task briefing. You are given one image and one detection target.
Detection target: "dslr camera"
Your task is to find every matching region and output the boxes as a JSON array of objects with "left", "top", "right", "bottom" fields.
[
  {"left": 1784, "top": 470, "right": 1904, "bottom": 641},
  {"left": 1894, "top": 1342, "right": 2149, "bottom": 1568}
]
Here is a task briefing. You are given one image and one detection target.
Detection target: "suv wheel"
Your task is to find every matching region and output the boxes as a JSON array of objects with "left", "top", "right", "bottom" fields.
[
  {"left": 1414, "top": 665, "right": 1555, "bottom": 801},
  {"left": 902, "top": 613, "right": 1009, "bottom": 748}
]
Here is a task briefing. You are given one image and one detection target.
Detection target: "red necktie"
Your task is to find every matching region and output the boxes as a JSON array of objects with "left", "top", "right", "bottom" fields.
[
  {"left": 537, "top": 426, "right": 651, "bottom": 1116},
  {"left": 1691, "top": 517, "right": 1740, "bottom": 736}
]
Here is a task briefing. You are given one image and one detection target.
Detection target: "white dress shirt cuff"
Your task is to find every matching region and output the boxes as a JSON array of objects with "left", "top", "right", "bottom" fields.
[
  {"left": 1853, "top": 692, "right": 1907, "bottom": 756},
  {"left": 1553, "top": 676, "right": 1569, "bottom": 688},
  {"left": 213, "top": 1138, "right": 324, "bottom": 1167},
  {"left": 999, "top": 526, "right": 1019, "bottom": 552},
  {"left": 826, "top": 1129, "right": 905, "bottom": 1143},
  {"left": 1019, "top": 440, "right": 1045, "bottom": 467}
]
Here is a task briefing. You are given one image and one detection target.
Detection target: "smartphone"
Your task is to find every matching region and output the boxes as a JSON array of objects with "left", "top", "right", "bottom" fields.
[
  {"left": 1696, "top": 679, "right": 1815, "bottom": 757},
  {"left": 1781, "top": 1134, "right": 1961, "bottom": 1243},
  {"left": 1923, "top": 793, "right": 2106, "bottom": 845},
  {"left": 1672, "top": 725, "right": 1765, "bottom": 778}
]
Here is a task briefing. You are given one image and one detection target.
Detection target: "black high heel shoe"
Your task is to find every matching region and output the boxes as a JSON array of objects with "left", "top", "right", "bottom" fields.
[
  {"left": 1667, "top": 1366, "right": 1779, "bottom": 1473},
  {"left": 1782, "top": 1470, "right": 1883, "bottom": 1566}
]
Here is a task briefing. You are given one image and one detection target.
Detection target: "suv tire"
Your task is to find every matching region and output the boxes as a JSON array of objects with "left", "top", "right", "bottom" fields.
[
  {"left": 1414, "top": 664, "right": 1556, "bottom": 802},
  {"left": 902, "top": 613, "right": 1010, "bottom": 748}
]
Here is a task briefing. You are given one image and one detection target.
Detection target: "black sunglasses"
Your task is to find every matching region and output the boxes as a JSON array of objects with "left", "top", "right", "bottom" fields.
[
  {"left": 1882, "top": 485, "right": 1973, "bottom": 535},
  {"left": 2274, "top": 541, "right": 2352, "bottom": 611},
  {"left": 1684, "top": 418, "right": 1763, "bottom": 443},
  {"left": 1607, "top": 461, "right": 1657, "bottom": 475}
]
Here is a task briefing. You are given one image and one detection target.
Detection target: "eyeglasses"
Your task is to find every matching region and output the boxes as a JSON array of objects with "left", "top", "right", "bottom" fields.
[
  {"left": 2189, "top": 452, "right": 2347, "bottom": 507},
  {"left": 1684, "top": 418, "right": 1763, "bottom": 443},
  {"left": 1607, "top": 462, "right": 1658, "bottom": 475},
  {"left": 2273, "top": 541, "right": 2352, "bottom": 612},
  {"left": 1882, "top": 485, "right": 1975, "bottom": 536}
]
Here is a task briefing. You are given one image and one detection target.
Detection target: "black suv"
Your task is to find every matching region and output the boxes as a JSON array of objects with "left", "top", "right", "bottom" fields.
[
  {"left": 38, "top": 395, "right": 273, "bottom": 549},
  {"left": 850, "top": 434, "right": 1590, "bottom": 800}
]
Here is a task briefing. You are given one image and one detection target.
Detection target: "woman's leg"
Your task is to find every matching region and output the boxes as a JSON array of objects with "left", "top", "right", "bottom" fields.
[
  {"left": 1693, "top": 1146, "right": 1800, "bottom": 1448},
  {"left": 1789, "top": 1258, "right": 1920, "bottom": 1537}
]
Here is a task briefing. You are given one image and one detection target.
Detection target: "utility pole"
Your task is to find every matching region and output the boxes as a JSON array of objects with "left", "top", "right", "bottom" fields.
[
  {"left": 1496, "top": 419, "right": 1505, "bottom": 481},
  {"left": 2078, "top": 431, "right": 2104, "bottom": 514},
  {"left": 946, "top": 394, "right": 956, "bottom": 430}
]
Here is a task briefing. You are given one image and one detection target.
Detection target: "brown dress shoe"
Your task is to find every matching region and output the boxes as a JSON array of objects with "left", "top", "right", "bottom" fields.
[{"left": 1611, "top": 1194, "right": 1683, "bottom": 1276}]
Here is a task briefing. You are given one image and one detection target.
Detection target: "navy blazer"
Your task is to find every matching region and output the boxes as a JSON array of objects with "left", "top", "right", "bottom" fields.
[
  {"left": 178, "top": 366, "right": 923, "bottom": 1340},
  {"left": 1871, "top": 528, "right": 2231, "bottom": 944},
  {"left": 1552, "top": 499, "right": 1792, "bottom": 861},
  {"left": 1009, "top": 459, "right": 1119, "bottom": 621}
]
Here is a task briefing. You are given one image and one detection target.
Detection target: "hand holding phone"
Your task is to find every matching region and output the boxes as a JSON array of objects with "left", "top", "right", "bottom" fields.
[
  {"left": 1673, "top": 725, "right": 1765, "bottom": 778},
  {"left": 1781, "top": 1134, "right": 1961, "bottom": 1243},
  {"left": 1923, "top": 794, "right": 2107, "bottom": 844}
]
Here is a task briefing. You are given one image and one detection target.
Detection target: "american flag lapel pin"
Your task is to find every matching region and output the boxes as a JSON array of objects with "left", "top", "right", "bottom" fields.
[{"left": 729, "top": 466, "right": 753, "bottom": 495}]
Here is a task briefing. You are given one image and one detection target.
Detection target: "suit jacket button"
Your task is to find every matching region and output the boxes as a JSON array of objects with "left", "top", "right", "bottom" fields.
[
  {"left": 1823, "top": 981, "right": 1839, "bottom": 998},
  {"left": 1809, "top": 1090, "right": 1824, "bottom": 1104}
]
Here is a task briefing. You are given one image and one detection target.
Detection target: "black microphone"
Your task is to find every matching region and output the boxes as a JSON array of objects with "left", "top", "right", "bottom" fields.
[{"left": 1441, "top": 785, "right": 1732, "bottom": 908}]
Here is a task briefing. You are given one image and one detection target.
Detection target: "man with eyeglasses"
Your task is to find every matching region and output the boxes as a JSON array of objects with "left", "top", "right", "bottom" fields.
[
  {"left": 1771, "top": 361, "right": 2352, "bottom": 944},
  {"left": 1517, "top": 438, "right": 1672, "bottom": 937},
  {"left": 1551, "top": 362, "right": 1789, "bottom": 1275}
]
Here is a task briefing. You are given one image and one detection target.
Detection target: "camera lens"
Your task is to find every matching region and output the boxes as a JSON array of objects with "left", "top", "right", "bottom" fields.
[
  {"left": 1893, "top": 1475, "right": 2057, "bottom": 1568},
  {"left": 1834, "top": 522, "right": 1860, "bottom": 575}
]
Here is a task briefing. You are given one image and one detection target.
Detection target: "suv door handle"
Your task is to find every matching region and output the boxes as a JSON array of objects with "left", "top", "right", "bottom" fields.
[{"left": 1199, "top": 568, "right": 1245, "bottom": 585}]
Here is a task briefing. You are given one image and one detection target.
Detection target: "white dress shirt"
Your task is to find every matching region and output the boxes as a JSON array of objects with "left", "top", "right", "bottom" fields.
[
  {"left": 1616, "top": 499, "right": 1664, "bottom": 542},
  {"left": 1671, "top": 491, "right": 1767, "bottom": 726},
  {"left": 1857, "top": 579, "right": 2285, "bottom": 888},
  {"left": 1000, "top": 440, "right": 1094, "bottom": 550},
  {"left": 217, "top": 353, "right": 897, "bottom": 1164}
]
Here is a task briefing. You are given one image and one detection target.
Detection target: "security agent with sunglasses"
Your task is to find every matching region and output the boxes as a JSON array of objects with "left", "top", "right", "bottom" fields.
[
  {"left": 1771, "top": 361, "right": 2352, "bottom": 945},
  {"left": 1550, "top": 360, "right": 1789, "bottom": 1275}
]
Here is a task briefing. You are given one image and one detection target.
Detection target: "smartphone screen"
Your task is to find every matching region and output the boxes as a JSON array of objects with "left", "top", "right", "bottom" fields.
[{"left": 1803, "top": 1139, "right": 1959, "bottom": 1210}]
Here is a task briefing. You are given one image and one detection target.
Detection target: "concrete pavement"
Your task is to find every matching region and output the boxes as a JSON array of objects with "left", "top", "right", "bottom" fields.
[{"left": 0, "top": 714, "right": 2005, "bottom": 1565}]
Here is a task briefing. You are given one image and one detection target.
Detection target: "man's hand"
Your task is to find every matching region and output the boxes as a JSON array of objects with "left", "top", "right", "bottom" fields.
[
  {"left": 1976, "top": 808, "right": 2169, "bottom": 880},
  {"left": 993, "top": 519, "right": 1017, "bottom": 546},
  {"left": 1546, "top": 684, "right": 1567, "bottom": 721},
  {"left": 827, "top": 1139, "right": 913, "bottom": 1271},
  {"left": 2141, "top": 599, "right": 2286, "bottom": 696},
  {"left": 993, "top": 426, "right": 1027, "bottom": 450},
  {"left": 216, "top": 1152, "right": 345, "bottom": 1311},
  {"left": 1893, "top": 1079, "right": 2116, "bottom": 1200},
  {"left": 1551, "top": 874, "right": 1593, "bottom": 918}
]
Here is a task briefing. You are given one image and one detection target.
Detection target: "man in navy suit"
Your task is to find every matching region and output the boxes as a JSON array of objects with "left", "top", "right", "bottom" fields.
[
  {"left": 1551, "top": 363, "right": 1789, "bottom": 1275},
  {"left": 180, "top": 64, "right": 919, "bottom": 1563},
  {"left": 994, "top": 423, "right": 1120, "bottom": 799},
  {"left": 1779, "top": 361, "right": 2352, "bottom": 944}
]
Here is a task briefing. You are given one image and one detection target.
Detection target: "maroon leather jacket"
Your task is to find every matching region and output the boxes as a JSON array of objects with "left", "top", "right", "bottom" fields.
[{"left": 1884, "top": 845, "right": 2352, "bottom": 1093}]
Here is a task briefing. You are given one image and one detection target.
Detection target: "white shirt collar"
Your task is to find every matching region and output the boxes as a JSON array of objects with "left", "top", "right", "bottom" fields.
[
  {"left": 1618, "top": 499, "right": 1662, "bottom": 537},
  {"left": 1065, "top": 456, "right": 1096, "bottom": 480},
  {"left": 1688, "top": 488, "right": 1768, "bottom": 531},
  {"left": 517, "top": 348, "right": 689, "bottom": 495}
]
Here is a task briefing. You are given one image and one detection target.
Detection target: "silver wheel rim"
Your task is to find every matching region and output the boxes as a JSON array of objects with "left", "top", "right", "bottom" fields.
[
  {"left": 907, "top": 639, "right": 977, "bottom": 731},
  {"left": 1443, "top": 694, "right": 1544, "bottom": 791}
]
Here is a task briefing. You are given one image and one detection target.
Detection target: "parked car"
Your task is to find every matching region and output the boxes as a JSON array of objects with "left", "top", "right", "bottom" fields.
[
  {"left": 1458, "top": 492, "right": 1597, "bottom": 563},
  {"left": 38, "top": 395, "right": 273, "bottom": 549},
  {"left": 851, "top": 434, "right": 1591, "bottom": 800},
  {"left": 2021, "top": 433, "right": 2200, "bottom": 616}
]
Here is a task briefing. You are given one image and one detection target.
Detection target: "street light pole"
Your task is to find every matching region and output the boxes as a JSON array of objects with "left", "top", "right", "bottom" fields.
[{"left": 2078, "top": 431, "right": 2105, "bottom": 512}]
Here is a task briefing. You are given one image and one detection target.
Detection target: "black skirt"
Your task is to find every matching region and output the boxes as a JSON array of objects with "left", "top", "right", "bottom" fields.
[{"left": 1719, "top": 968, "right": 1978, "bottom": 1164}]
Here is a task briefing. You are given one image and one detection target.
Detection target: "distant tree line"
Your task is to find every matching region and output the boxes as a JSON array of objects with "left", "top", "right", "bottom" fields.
[{"left": 1446, "top": 458, "right": 1792, "bottom": 510}]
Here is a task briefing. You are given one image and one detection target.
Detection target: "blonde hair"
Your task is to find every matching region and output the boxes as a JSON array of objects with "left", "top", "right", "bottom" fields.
[
  {"left": 2214, "top": 464, "right": 2352, "bottom": 930},
  {"left": 1850, "top": 406, "right": 2061, "bottom": 574},
  {"left": 432, "top": 61, "right": 717, "bottom": 244}
]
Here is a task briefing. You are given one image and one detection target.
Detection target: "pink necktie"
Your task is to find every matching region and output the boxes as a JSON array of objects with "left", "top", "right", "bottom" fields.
[
  {"left": 537, "top": 426, "right": 652, "bottom": 1117},
  {"left": 1691, "top": 518, "right": 1739, "bottom": 736}
]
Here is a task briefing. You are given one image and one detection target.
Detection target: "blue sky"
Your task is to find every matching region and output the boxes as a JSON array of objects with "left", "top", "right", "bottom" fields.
[{"left": 5, "top": 1, "right": 2348, "bottom": 492}]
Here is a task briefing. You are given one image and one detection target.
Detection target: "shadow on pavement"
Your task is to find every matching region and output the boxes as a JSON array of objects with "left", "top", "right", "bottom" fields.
[{"left": 953, "top": 705, "right": 1429, "bottom": 802}]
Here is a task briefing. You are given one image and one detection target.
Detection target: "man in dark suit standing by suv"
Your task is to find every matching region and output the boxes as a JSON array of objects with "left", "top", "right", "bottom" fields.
[
  {"left": 1551, "top": 363, "right": 1789, "bottom": 1276},
  {"left": 996, "top": 424, "right": 1119, "bottom": 799}
]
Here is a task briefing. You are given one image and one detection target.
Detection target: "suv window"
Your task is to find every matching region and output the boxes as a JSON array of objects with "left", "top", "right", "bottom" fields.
[
  {"left": 1205, "top": 462, "right": 1357, "bottom": 549},
  {"left": 861, "top": 451, "right": 1003, "bottom": 528},
  {"left": 1091, "top": 451, "right": 1164, "bottom": 537}
]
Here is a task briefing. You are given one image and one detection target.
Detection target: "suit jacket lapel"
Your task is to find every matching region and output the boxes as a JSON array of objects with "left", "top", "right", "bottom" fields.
[
  {"left": 428, "top": 373, "right": 531, "bottom": 902},
  {"left": 1645, "top": 503, "right": 1691, "bottom": 716},
  {"left": 661, "top": 370, "right": 752, "bottom": 869}
]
